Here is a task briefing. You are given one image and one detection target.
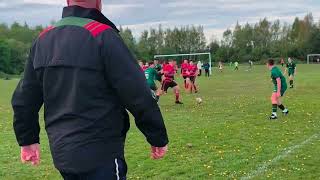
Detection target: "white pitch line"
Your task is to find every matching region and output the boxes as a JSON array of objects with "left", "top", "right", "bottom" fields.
[{"left": 240, "top": 133, "right": 319, "bottom": 180}]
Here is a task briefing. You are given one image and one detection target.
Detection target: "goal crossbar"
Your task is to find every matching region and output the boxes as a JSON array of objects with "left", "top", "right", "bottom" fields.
[{"left": 154, "top": 52, "right": 212, "bottom": 74}]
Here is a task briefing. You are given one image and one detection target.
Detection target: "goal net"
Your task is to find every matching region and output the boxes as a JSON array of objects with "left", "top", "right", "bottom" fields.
[
  {"left": 154, "top": 52, "right": 212, "bottom": 75},
  {"left": 307, "top": 54, "right": 320, "bottom": 64}
]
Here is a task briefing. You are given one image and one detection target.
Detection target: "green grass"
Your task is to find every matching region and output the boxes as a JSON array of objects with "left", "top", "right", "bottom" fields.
[{"left": 0, "top": 64, "right": 319, "bottom": 180}]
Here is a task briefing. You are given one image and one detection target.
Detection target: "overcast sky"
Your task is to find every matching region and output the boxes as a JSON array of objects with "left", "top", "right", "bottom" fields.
[{"left": 0, "top": 0, "right": 319, "bottom": 40}]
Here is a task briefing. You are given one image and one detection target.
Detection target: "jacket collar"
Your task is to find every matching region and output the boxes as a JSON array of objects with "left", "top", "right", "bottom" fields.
[{"left": 62, "top": 5, "right": 119, "bottom": 32}]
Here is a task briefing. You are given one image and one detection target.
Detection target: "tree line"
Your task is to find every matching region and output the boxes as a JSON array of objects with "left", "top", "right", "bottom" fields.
[
  {"left": 212, "top": 13, "right": 320, "bottom": 63},
  {"left": 0, "top": 13, "right": 319, "bottom": 75}
]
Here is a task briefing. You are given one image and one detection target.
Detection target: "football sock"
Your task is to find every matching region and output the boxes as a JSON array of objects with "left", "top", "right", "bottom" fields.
[
  {"left": 193, "top": 85, "right": 197, "bottom": 92},
  {"left": 290, "top": 80, "right": 293, "bottom": 86},
  {"left": 272, "top": 104, "right": 278, "bottom": 114},
  {"left": 278, "top": 104, "right": 285, "bottom": 111},
  {"left": 175, "top": 92, "right": 180, "bottom": 102}
]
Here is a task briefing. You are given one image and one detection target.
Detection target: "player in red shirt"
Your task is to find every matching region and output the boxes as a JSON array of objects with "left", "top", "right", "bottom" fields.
[
  {"left": 143, "top": 62, "right": 149, "bottom": 71},
  {"left": 160, "top": 60, "right": 183, "bottom": 104},
  {"left": 139, "top": 60, "right": 144, "bottom": 71},
  {"left": 188, "top": 60, "right": 199, "bottom": 93},
  {"left": 181, "top": 59, "right": 190, "bottom": 90}
]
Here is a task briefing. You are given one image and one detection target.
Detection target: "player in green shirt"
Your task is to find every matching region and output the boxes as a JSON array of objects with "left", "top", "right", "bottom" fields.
[
  {"left": 145, "top": 62, "right": 160, "bottom": 101},
  {"left": 285, "top": 57, "right": 297, "bottom": 88},
  {"left": 154, "top": 60, "right": 163, "bottom": 82},
  {"left": 267, "top": 59, "right": 289, "bottom": 120}
]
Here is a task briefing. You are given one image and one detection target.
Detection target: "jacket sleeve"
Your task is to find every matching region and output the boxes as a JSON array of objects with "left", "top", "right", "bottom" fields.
[
  {"left": 102, "top": 30, "right": 169, "bottom": 147},
  {"left": 11, "top": 43, "right": 43, "bottom": 146}
]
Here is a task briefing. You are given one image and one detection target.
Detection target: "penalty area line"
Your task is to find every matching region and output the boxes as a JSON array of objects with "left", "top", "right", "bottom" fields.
[{"left": 240, "top": 133, "right": 319, "bottom": 180}]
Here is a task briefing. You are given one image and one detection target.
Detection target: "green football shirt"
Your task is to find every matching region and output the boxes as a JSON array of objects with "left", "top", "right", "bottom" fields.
[
  {"left": 145, "top": 67, "right": 157, "bottom": 87},
  {"left": 271, "top": 66, "right": 287, "bottom": 93},
  {"left": 286, "top": 62, "right": 296, "bottom": 75},
  {"left": 155, "top": 64, "right": 162, "bottom": 72}
]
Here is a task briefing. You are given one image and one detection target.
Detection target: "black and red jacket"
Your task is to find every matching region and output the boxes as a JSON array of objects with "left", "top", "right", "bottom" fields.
[{"left": 12, "top": 6, "right": 168, "bottom": 173}]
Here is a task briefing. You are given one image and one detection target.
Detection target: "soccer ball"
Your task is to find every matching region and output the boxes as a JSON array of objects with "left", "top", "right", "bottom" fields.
[{"left": 196, "top": 97, "right": 203, "bottom": 104}]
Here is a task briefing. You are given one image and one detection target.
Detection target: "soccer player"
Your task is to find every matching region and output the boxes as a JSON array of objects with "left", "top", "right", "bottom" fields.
[
  {"left": 234, "top": 61, "right": 239, "bottom": 70},
  {"left": 203, "top": 62, "right": 210, "bottom": 77},
  {"left": 188, "top": 60, "right": 199, "bottom": 93},
  {"left": 143, "top": 62, "right": 149, "bottom": 71},
  {"left": 280, "top": 58, "right": 285, "bottom": 67},
  {"left": 285, "top": 57, "right": 297, "bottom": 88},
  {"left": 267, "top": 59, "right": 289, "bottom": 120},
  {"left": 218, "top": 61, "right": 223, "bottom": 72},
  {"left": 197, "top": 61, "right": 203, "bottom": 76},
  {"left": 139, "top": 60, "right": 144, "bottom": 71},
  {"left": 154, "top": 60, "right": 163, "bottom": 82},
  {"left": 248, "top": 60, "right": 253, "bottom": 69},
  {"left": 161, "top": 60, "right": 183, "bottom": 104},
  {"left": 181, "top": 59, "right": 190, "bottom": 89},
  {"left": 145, "top": 62, "right": 160, "bottom": 101}
]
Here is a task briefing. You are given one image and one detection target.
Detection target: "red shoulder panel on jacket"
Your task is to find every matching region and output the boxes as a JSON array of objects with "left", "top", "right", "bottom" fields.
[
  {"left": 83, "top": 21, "right": 112, "bottom": 37},
  {"left": 39, "top": 26, "right": 55, "bottom": 38}
]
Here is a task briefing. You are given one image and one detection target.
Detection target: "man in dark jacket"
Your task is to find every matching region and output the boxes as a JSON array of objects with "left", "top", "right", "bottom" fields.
[{"left": 11, "top": 0, "right": 169, "bottom": 179}]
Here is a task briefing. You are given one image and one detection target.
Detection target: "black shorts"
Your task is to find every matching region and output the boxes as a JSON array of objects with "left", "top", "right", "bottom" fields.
[
  {"left": 161, "top": 79, "right": 178, "bottom": 92},
  {"left": 190, "top": 76, "right": 196, "bottom": 83},
  {"left": 183, "top": 76, "right": 190, "bottom": 80}
]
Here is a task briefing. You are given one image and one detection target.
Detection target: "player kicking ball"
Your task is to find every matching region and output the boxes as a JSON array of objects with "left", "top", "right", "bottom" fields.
[
  {"left": 161, "top": 60, "right": 183, "bottom": 104},
  {"left": 145, "top": 62, "right": 161, "bottom": 102},
  {"left": 285, "top": 57, "right": 297, "bottom": 88},
  {"left": 267, "top": 59, "right": 289, "bottom": 120}
]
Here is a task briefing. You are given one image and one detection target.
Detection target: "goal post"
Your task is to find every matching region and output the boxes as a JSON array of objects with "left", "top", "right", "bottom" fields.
[
  {"left": 307, "top": 54, "right": 320, "bottom": 64},
  {"left": 154, "top": 52, "right": 213, "bottom": 75}
]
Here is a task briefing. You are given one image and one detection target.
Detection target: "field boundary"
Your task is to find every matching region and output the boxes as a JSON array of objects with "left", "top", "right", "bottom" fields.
[{"left": 240, "top": 133, "right": 320, "bottom": 180}]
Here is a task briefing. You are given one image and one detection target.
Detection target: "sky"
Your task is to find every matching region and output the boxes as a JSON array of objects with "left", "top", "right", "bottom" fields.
[{"left": 0, "top": 0, "right": 319, "bottom": 41}]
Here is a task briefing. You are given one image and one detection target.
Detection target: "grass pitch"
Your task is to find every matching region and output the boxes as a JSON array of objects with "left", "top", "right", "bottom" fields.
[{"left": 0, "top": 64, "right": 319, "bottom": 179}]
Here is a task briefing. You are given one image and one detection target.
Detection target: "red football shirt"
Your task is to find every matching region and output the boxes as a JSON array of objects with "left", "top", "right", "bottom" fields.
[
  {"left": 181, "top": 63, "right": 190, "bottom": 76},
  {"left": 163, "top": 64, "right": 175, "bottom": 80},
  {"left": 188, "top": 64, "right": 198, "bottom": 77},
  {"left": 142, "top": 65, "right": 149, "bottom": 71}
]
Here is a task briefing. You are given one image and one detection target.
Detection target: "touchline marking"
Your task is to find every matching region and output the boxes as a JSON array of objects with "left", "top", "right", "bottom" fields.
[{"left": 240, "top": 133, "right": 319, "bottom": 180}]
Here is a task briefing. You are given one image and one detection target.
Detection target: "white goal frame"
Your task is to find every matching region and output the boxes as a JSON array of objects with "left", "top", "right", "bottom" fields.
[
  {"left": 307, "top": 54, "right": 320, "bottom": 64},
  {"left": 154, "top": 52, "right": 212, "bottom": 75}
]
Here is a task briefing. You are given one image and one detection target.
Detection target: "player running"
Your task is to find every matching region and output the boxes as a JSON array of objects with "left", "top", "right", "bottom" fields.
[
  {"left": 285, "top": 57, "right": 297, "bottom": 88},
  {"left": 145, "top": 62, "right": 160, "bottom": 101},
  {"left": 188, "top": 60, "right": 199, "bottom": 93},
  {"left": 181, "top": 59, "right": 191, "bottom": 90},
  {"left": 161, "top": 60, "right": 183, "bottom": 104},
  {"left": 267, "top": 59, "right": 289, "bottom": 120}
]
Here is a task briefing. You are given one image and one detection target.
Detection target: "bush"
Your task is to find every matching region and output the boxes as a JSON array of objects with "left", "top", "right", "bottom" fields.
[{"left": 0, "top": 71, "right": 7, "bottom": 79}]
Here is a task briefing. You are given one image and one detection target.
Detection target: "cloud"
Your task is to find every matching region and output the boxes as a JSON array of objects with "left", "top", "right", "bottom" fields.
[
  {"left": 0, "top": 0, "right": 319, "bottom": 41},
  {"left": 23, "top": 0, "right": 65, "bottom": 5}
]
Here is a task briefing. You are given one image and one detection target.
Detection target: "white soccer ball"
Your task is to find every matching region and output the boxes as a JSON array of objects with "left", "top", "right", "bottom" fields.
[{"left": 196, "top": 97, "right": 203, "bottom": 104}]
